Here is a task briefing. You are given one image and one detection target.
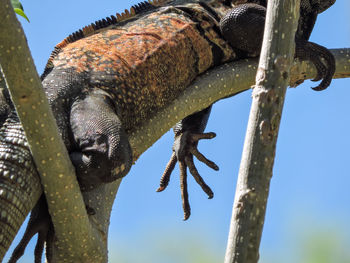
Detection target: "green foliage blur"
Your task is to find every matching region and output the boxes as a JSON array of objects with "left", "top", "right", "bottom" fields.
[
  {"left": 108, "top": 220, "right": 350, "bottom": 263},
  {"left": 109, "top": 230, "right": 222, "bottom": 263},
  {"left": 10, "top": 0, "right": 29, "bottom": 22}
]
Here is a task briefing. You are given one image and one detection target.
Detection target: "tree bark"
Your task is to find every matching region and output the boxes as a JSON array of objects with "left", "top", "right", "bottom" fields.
[{"left": 224, "top": 0, "right": 300, "bottom": 262}]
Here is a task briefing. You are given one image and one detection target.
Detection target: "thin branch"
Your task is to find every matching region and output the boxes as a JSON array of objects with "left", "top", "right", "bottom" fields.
[{"left": 224, "top": 0, "right": 300, "bottom": 262}]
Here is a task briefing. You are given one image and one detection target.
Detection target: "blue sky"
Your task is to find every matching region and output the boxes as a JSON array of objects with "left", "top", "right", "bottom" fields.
[{"left": 4, "top": 1, "right": 350, "bottom": 262}]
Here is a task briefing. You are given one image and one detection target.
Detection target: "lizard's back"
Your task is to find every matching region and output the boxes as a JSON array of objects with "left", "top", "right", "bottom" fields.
[{"left": 42, "top": 1, "right": 236, "bottom": 137}]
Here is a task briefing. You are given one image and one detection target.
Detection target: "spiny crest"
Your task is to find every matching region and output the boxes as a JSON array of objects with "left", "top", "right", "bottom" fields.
[{"left": 41, "top": 0, "right": 169, "bottom": 80}]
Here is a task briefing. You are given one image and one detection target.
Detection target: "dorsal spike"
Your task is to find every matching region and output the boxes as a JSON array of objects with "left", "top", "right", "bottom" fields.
[
  {"left": 78, "top": 29, "right": 84, "bottom": 37},
  {"left": 110, "top": 15, "right": 117, "bottom": 23},
  {"left": 120, "top": 9, "right": 132, "bottom": 20},
  {"left": 132, "top": 1, "right": 155, "bottom": 14},
  {"left": 42, "top": 0, "right": 170, "bottom": 79},
  {"left": 106, "top": 17, "right": 113, "bottom": 24},
  {"left": 102, "top": 18, "right": 108, "bottom": 26},
  {"left": 72, "top": 31, "right": 80, "bottom": 40},
  {"left": 56, "top": 39, "right": 67, "bottom": 49},
  {"left": 82, "top": 25, "right": 94, "bottom": 36},
  {"left": 66, "top": 35, "right": 74, "bottom": 42},
  {"left": 94, "top": 20, "right": 101, "bottom": 29}
]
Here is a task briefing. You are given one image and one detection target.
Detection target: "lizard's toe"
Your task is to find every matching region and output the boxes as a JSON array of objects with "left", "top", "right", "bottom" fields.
[
  {"left": 157, "top": 130, "right": 217, "bottom": 220},
  {"left": 295, "top": 40, "right": 335, "bottom": 91}
]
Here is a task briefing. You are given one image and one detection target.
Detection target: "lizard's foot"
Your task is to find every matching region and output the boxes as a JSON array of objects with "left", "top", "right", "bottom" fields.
[
  {"left": 157, "top": 131, "right": 218, "bottom": 220},
  {"left": 8, "top": 196, "right": 53, "bottom": 263},
  {"left": 295, "top": 39, "right": 335, "bottom": 91}
]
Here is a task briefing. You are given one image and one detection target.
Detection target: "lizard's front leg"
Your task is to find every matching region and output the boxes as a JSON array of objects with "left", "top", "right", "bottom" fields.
[
  {"left": 157, "top": 3, "right": 267, "bottom": 220},
  {"left": 157, "top": 107, "right": 218, "bottom": 220},
  {"left": 69, "top": 90, "right": 132, "bottom": 191},
  {"left": 158, "top": 1, "right": 336, "bottom": 220}
]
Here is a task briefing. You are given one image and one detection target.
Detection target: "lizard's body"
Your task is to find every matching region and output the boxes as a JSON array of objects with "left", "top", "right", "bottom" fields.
[
  {"left": 44, "top": 0, "right": 235, "bottom": 144},
  {"left": 8, "top": 0, "right": 336, "bottom": 262}
]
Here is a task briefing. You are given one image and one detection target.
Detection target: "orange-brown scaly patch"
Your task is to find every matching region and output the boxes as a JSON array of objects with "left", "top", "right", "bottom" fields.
[{"left": 49, "top": 4, "right": 235, "bottom": 130}]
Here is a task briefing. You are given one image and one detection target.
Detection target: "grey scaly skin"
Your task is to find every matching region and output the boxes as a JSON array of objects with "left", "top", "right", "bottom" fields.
[
  {"left": 0, "top": 75, "right": 42, "bottom": 260},
  {"left": 1, "top": 0, "right": 335, "bottom": 262}
]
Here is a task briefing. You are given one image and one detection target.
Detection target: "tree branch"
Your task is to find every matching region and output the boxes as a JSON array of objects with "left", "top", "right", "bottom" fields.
[
  {"left": 223, "top": 0, "right": 300, "bottom": 262},
  {"left": 0, "top": 1, "right": 106, "bottom": 261}
]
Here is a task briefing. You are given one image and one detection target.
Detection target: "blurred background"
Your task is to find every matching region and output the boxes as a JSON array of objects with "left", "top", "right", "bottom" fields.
[{"left": 3, "top": 0, "right": 350, "bottom": 262}]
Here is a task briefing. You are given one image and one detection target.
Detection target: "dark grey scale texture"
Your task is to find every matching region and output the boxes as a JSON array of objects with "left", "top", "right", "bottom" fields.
[
  {"left": 219, "top": 3, "right": 266, "bottom": 57},
  {"left": 297, "top": 0, "right": 336, "bottom": 40},
  {"left": 296, "top": 0, "right": 336, "bottom": 90},
  {"left": 173, "top": 106, "right": 212, "bottom": 136},
  {"left": 69, "top": 91, "right": 132, "bottom": 191},
  {"left": 0, "top": 115, "right": 41, "bottom": 256},
  {"left": 300, "top": 0, "right": 336, "bottom": 13}
]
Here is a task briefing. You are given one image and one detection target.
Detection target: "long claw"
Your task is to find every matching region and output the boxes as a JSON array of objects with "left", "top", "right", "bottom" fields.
[
  {"left": 311, "top": 44, "right": 335, "bottom": 91},
  {"left": 45, "top": 226, "right": 54, "bottom": 263},
  {"left": 295, "top": 40, "right": 335, "bottom": 91},
  {"left": 34, "top": 232, "right": 46, "bottom": 263},
  {"left": 157, "top": 153, "right": 177, "bottom": 192},
  {"left": 185, "top": 156, "right": 214, "bottom": 199},
  {"left": 179, "top": 162, "right": 190, "bottom": 220},
  {"left": 309, "top": 55, "right": 326, "bottom": 82},
  {"left": 191, "top": 132, "right": 216, "bottom": 141},
  {"left": 191, "top": 148, "right": 219, "bottom": 171}
]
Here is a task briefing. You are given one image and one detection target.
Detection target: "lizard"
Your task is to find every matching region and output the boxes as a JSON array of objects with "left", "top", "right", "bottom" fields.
[{"left": 5, "top": 0, "right": 335, "bottom": 262}]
